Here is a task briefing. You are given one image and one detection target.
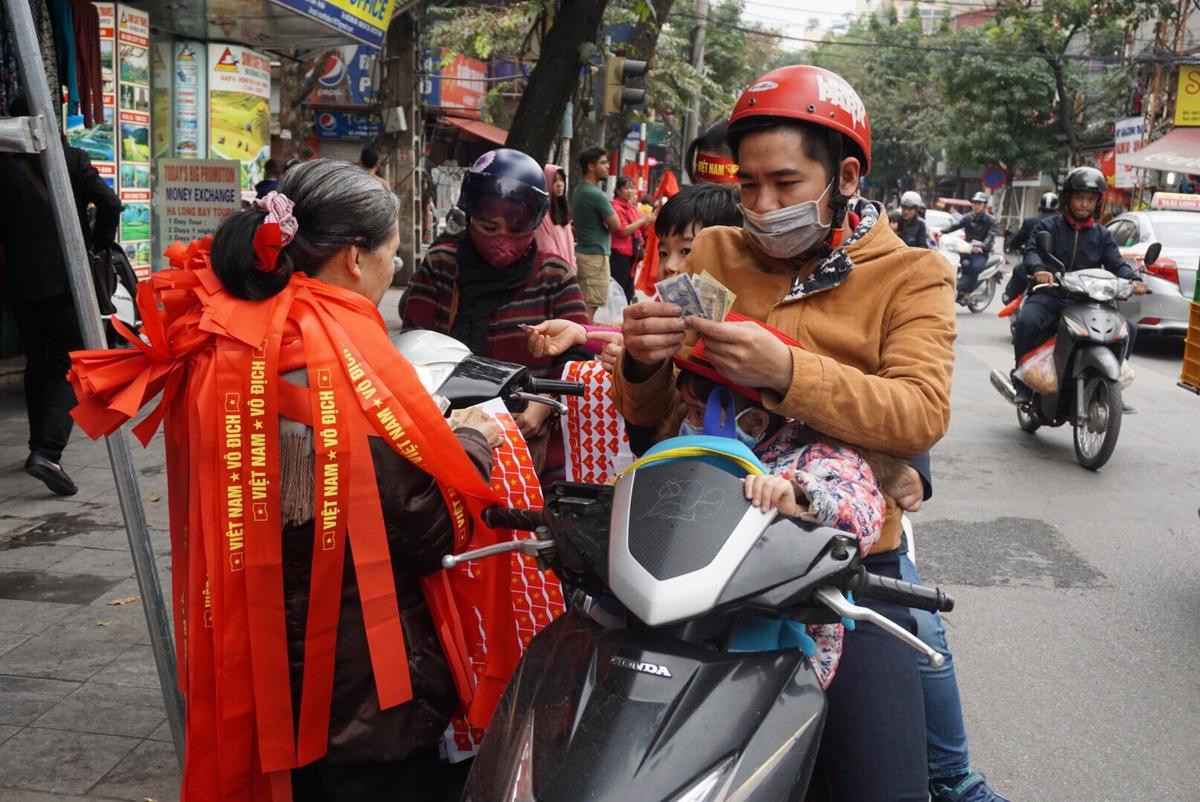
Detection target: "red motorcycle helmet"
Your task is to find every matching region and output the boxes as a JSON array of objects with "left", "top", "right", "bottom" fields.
[{"left": 728, "top": 65, "right": 872, "bottom": 175}]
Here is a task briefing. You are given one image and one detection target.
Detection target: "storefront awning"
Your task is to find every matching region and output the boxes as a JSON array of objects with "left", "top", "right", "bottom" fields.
[
  {"left": 1118, "top": 127, "right": 1200, "bottom": 174},
  {"left": 442, "top": 116, "right": 509, "bottom": 146},
  {"left": 134, "top": 0, "right": 372, "bottom": 51}
]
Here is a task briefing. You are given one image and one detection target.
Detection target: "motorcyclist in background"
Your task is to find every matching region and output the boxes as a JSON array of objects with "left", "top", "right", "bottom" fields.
[
  {"left": 1002, "top": 192, "right": 1058, "bottom": 303},
  {"left": 896, "top": 191, "right": 933, "bottom": 249},
  {"left": 1011, "top": 167, "right": 1147, "bottom": 403},
  {"left": 941, "top": 191, "right": 997, "bottom": 301}
]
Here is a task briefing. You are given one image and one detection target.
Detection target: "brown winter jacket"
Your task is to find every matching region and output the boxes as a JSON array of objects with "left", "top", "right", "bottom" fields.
[
  {"left": 282, "top": 429, "right": 492, "bottom": 763},
  {"left": 614, "top": 214, "right": 956, "bottom": 553}
]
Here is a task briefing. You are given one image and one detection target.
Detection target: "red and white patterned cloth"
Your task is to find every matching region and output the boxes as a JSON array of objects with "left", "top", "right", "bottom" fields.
[
  {"left": 443, "top": 399, "right": 565, "bottom": 762},
  {"left": 560, "top": 361, "right": 634, "bottom": 484}
]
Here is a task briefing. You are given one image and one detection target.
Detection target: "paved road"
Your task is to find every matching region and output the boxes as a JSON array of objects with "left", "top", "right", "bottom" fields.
[{"left": 917, "top": 299, "right": 1200, "bottom": 801}]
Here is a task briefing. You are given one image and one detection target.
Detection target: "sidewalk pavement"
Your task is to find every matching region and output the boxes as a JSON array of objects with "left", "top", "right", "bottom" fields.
[{"left": 0, "top": 288, "right": 408, "bottom": 801}]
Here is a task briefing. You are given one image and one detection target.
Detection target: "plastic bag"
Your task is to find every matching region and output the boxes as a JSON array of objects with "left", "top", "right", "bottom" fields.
[
  {"left": 592, "top": 277, "right": 628, "bottom": 325},
  {"left": 1119, "top": 359, "right": 1135, "bottom": 389},
  {"left": 1015, "top": 337, "right": 1058, "bottom": 394}
]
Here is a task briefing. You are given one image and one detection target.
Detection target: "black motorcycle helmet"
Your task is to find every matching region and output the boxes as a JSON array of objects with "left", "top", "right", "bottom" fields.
[
  {"left": 457, "top": 148, "right": 549, "bottom": 233},
  {"left": 1039, "top": 192, "right": 1059, "bottom": 212},
  {"left": 1060, "top": 167, "right": 1106, "bottom": 200},
  {"left": 1059, "top": 167, "right": 1106, "bottom": 219}
]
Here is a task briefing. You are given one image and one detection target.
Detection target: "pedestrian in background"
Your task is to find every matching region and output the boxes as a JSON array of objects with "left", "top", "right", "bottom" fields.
[
  {"left": 254, "top": 158, "right": 281, "bottom": 198},
  {"left": 534, "top": 163, "right": 576, "bottom": 272},
  {"left": 571, "top": 146, "right": 619, "bottom": 320},
  {"left": 610, "top": 176, "right": 654, "bottom": 302},
  {"left": 359, "top": 145, "right": 383, "bottom": 177},
  {"left": 0, "top": 95, "right": 120, "bottom": 496}
]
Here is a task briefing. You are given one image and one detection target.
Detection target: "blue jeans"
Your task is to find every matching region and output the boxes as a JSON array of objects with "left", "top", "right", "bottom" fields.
[
  {"left": 899, "top": 535, "right": 971, "bottom": 781},
  {"left": 958, "top": 252, "right": 987, "bottom": 294}
]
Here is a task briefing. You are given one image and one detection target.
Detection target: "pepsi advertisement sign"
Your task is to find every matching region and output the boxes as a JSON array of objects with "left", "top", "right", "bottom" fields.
[
  {"left": 314, "top": 110, "right": 381, "bottom": 141},
  {"left": 307, "top": 45, "right": 377, "bottom": 107}
]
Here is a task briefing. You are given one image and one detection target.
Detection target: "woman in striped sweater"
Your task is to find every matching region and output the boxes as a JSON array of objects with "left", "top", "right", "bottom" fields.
[{"left": 399, "top": 148, "right": 588, "bottom": 485}]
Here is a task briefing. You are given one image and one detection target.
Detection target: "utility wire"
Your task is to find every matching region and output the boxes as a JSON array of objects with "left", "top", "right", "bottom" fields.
[{"left": 668, "top": 8, "right": 1188, "bottom": 63}]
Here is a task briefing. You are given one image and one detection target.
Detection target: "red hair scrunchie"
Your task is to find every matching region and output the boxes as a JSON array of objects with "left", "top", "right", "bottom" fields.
[
  {"left": 250, "top": 191, "right": 299, "bottom": 273},
  {"left": 253, "top": 221, "right": 284, "bottom": 272}
]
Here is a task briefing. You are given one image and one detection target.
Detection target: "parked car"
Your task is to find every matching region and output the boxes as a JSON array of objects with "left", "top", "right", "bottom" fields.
[{"left": 1106, "top": 193, "right": 1200, "bottom": 336}]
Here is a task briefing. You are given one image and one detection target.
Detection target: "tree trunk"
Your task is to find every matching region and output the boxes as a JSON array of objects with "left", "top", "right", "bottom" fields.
[
  {"left": 506, "top": 0, "right": 609, "bottom": 162},
  {"left": 1048, "top": 56, "right": 1080, "bottom": 163}
]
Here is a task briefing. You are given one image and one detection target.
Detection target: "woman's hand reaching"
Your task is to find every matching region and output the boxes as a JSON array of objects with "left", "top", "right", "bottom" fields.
[
  {"left": 524, "top": 319, "right": 588, "bottom": 358},
  {"left": 453, "top": 407, "right": 504, "bottom": 449}
]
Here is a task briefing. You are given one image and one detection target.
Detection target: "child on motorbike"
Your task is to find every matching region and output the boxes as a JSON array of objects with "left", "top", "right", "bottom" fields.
[{"left": 673, "top": 327, "right": 914, "bottom": 688}]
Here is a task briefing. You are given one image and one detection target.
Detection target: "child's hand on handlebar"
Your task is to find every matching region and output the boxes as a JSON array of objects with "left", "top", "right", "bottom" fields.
[
  {"left": 743, "top": 473, "right": 808, "bottom": 517},
  {"left": 1033, "top": 270, "right": 1055, "bottom": 285}
]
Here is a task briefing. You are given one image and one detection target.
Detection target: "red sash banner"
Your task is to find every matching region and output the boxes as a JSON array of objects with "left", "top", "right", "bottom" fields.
[
  {"left": 442, "top": 400, "right": 564, "bottom": 763},
  {"left": 67, "top": 238, "right": 526, "bottom": 801}
]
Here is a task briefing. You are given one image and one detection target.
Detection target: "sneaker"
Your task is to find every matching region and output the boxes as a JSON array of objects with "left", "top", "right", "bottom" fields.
[
  {"left": 1121, "top": 402, "right": 1137, "bottom": 414},
  {"left": 25, "top": 454, "right": 78, "bottom": 496},
  {"left": 1009, "top": 371, "right": 1032, "bottom": 404},
  {"left": 930, "top": 772, "right": 1011, "bottom": 802}
]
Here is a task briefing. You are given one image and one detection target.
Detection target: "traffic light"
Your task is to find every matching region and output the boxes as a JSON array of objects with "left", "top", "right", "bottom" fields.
[{"left": 603, "top": 54, "right": 648, "bottom": 114}]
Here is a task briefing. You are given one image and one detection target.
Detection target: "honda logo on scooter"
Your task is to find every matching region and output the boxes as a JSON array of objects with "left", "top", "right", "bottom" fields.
[{"left": 609, "top": 655, "right": 672, "bottom": 678}]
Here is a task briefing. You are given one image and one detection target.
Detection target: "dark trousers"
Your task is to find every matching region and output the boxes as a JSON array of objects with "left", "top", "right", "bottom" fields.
[
  {"left": 1002, "top": 263, "right": 1026, "bottom": 305},
  {"left": 610, "top": 251, "right": 635, "bottom": 303},
  {"left": 806, "top": 549, "right": 928, "bottom": 801},
  {"left": 1012, "top": 293, "right": 1066, "bottom": 363},
  {"left": 13, "top": 295, "right": 83, "bottom": 463},
  {"left": 957, "top": 252, "right": 987, "bottom": 294},
  {"left": 292, "top": 747, "right": 470, "bottom": 802}
]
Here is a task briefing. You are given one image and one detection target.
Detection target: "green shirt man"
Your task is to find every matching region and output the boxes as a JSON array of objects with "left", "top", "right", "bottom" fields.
[{"left": 571, "top": 180, "right": 615, "bottom": 255}]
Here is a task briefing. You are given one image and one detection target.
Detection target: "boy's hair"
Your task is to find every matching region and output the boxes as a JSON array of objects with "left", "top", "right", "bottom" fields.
[
  {"left": 360, "top": 147, "right": 380, "bottom": 169},
  {"left": 655, "top": 183, "right": 742, "bottom": 238},
  {"left": 577, "top": 146, "right": 606, "bottom": 175}
]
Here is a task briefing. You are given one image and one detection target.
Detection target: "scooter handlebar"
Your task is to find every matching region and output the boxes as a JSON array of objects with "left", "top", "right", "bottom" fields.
[
  {"left": 481, "top": 506, "right": 546, "bottom": 531},
  {"left": 852, "top": 571, "right": 955, "bottom": 613},
  {"left": 527, "top": 378, "right": 586, "bottom": 397}
]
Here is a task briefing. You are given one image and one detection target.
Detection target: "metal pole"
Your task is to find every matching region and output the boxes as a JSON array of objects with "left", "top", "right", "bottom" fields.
[
  {"left": 3, "top": 0, "right": 184, "bottom": 766},
  {"left": 683, "top": 0, "right": 708, "bottom": 150},
  {"left": 636, "top": 122, "right": 648, "bottom": 196}
]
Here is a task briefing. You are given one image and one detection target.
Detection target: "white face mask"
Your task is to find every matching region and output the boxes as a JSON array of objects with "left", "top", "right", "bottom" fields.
[{"left": 739, "top": 181, "right": 834, "bottom": 259}]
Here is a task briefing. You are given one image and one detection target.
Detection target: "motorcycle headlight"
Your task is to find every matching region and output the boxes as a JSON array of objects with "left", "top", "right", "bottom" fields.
[
  {"left": 1061, "top": 272, "right": 1119, "bottom": 301},
  {"left": 670, "top": 755, "right": 738, "bottom": 802}
]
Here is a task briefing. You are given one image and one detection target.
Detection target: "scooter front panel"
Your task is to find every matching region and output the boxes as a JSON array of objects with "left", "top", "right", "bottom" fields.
[
  {"left": 608, "top": 461, "right": 774, "bottom": 626},
  {"left": 466, "top": 611, "right": 825, "bottom": 802}
]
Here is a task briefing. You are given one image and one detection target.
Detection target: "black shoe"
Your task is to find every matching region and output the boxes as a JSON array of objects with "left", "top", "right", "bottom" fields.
[
  {"left": 1121, "top": 402, "right": 1137, "bottom": 414},
  {"left": 25, "top": 454, "right": 78, "bottom": 496}
]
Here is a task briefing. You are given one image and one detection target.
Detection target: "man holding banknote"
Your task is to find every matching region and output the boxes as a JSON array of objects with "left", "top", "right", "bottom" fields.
[{"left": 614, "top": 65, "right": 956, "bottom": 801}]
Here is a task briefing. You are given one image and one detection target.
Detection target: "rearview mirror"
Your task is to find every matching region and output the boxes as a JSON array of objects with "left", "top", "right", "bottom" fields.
[
  {"left": 1035, "top": 230, "right": 1053, "bottom": 262},
  {"left": 1143, "top": 242, "right": 1162, "bottom": 266}
]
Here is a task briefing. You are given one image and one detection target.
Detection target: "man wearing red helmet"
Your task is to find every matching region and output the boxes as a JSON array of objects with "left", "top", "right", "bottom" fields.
[{"left": 615, "top": 65, "right": 959, "bottom": 800}]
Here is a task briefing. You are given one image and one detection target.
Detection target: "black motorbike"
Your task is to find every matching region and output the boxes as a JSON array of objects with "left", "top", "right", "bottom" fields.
[
  {"left": 393, "top": 331, "right": 955, "bottom": 800},
  {"left": 952, "top": 239, "right": 1003, "bottom": 313},
  {"left": 989, "top": 233, "right": 1155, "bottom": 470}
]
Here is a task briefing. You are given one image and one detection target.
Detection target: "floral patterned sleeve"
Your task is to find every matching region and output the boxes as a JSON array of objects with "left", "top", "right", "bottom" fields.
[
  {"left": 786, "top": 440, "right": 885, "bottom": 556},
  {"left": 777, "top": 439, "right": 887, "bottom": 691}
]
